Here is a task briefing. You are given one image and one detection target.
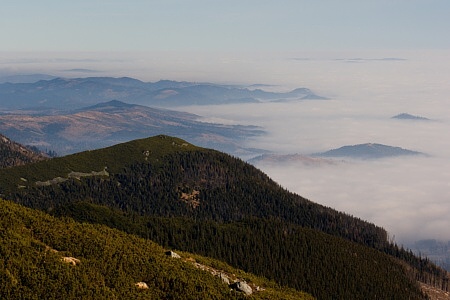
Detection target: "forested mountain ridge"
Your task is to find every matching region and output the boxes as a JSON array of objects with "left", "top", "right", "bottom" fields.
[
  {"left": 0, "top": 133, "right": 47, "bottom": 168},
  {"left": 1, "top": 135, "right": 448, "bottom": 299},
  {"left": 0, "top": 198, "right": 313, "bottom": 299},
  {"left": 0, "top": 135, "right": 389, "bottom": 247}
]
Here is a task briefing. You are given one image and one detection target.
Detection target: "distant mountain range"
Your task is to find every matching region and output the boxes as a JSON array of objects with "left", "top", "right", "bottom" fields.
[
  {"left": 0, "top": 73, "right": 57, "bottom": 84},
  {"left": 392, "top": 113, "right": 431, "bottom": 121},
  {"left": 0, "top": 76, "right": 327, "bottom": 110},
  {"left": 0, "top": 100, "right": 264, "bottom": 156},
  {"left": 314, "top": 143, "right": 424, "bottom": 159}
]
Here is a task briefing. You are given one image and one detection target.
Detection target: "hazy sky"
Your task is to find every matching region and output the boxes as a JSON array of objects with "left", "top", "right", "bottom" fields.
[
  {"left": 1, "top": 1, "right": 450, "bottom": 244},
  {"left": 1, "top": 1, "right": 450, "bottom": 52}
]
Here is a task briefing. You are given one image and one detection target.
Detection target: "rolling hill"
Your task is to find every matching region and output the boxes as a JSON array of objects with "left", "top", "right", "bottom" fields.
[
  {"left": 0, "top": 100, "right": 264, "bottom": 156},
  {"left": 1, "top": 135, "right": 447, "bottom": 299}
]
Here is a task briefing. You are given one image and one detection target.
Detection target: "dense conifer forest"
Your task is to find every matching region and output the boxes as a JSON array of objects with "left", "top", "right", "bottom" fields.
[
  {"left": 0, "top": 199, "right": 312, "bottom": 299},
  {"left": 1, "top": 135, "right": 448, "bottom": 299}
]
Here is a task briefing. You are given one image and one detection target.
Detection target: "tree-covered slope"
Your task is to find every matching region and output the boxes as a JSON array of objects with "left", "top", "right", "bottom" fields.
[
  {"left": 0, "top": 135, "right": 447, "bottom": 299},
  {"left": 0, "top": 198, "right": 312, "bottom": 300},
  {"left": 0, "top": 136, "right": 388, "bottom": 248},
  {"left": 0, "top": 133, "right": 47, "bottom": 169}
]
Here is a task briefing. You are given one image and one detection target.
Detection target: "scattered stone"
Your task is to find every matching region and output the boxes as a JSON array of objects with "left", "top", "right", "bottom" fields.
[
  {"left": 230, "top": 281, "right": 253, "bottom": 295},
  {"left": 135, "top": 282, "right": 149, "bottom": 289},
  {"left": 61, "top": 257, "right": 81, "bottom": 266},
  {"left": 219, "top": 273, "right": 230, "bottom": 285},
  {"left": 165, "top": 250, "right": 181, "bottom": 258}
]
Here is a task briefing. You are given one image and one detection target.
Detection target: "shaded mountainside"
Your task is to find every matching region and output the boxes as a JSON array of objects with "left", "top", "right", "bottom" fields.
[
  {"left": 0, "top": 76, "right": 326, "bottom": 110},
  {"left": 0, "top": 198, "right": 312, "bottom": 300},
  {"left": 0, "top": 100, "right": 264, "bottom": 156},
  {"left": 315, "top": 143, "right": 424, "bottom": 159},
  {"left": 0, "top": 135, "right": 448, "bottom": 299},
  {"left": 0, "top": 133, "right": 47, "bottom": 168}
]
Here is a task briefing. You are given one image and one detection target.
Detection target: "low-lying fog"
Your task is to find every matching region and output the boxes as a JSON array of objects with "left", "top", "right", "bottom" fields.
[
  {"left": 2, "top": 50, "right": 450, "bottom": 244},
  {"left": 187, "top": 101, "right": 450, "bottom": 244},
  {"left": 177, "top": 51, "right": 450, "bottom": 244}
]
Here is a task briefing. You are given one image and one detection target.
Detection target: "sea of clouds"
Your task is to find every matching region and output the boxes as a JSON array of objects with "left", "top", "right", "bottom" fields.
[{"left": 1, "top": 50, "right": 450, "bottom": 244}]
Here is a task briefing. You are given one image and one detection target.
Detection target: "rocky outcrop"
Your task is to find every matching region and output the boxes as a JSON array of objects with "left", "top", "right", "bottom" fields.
[
  {"left": 61, "top": 257, "right": 81, "bottom": 266},
  {"left": 183, "top": 254, "right": 263, "bottom": 295},
  {"left": 35, "top": 168, "right": 109, "bottom": 187},
  {"left": 230, "top": 281, "right": 253, "bottom": 295},
  {"left": 219, "top": 273, "right": 230, "bottom": 285},
  {"left": 165, "top": 250, "right": 181, "bottom": 259}
]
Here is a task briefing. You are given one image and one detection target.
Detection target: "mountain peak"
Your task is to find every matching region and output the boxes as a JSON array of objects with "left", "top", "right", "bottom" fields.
[
  {"left": 315, "top": 143, "right": 424, "bottom": 159},
  {"left": 81, "top": 100, "right": 136, "bottom": 111},
  {"left": 392, "top": 113, "right": 430, "bottom": 121}
]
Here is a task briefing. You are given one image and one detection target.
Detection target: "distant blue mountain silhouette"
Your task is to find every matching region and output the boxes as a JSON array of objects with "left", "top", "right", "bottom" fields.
[{"left": 315, "top": 143, "right": 424, "bottom": 159}]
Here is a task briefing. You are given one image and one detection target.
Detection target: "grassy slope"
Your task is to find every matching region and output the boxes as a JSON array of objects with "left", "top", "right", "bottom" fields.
[
  {"left": 0, "top": 198, "right": 312, "bottom": 300},
  {"left": 0, "top": 135, "right": 199, "bottom": 194}
]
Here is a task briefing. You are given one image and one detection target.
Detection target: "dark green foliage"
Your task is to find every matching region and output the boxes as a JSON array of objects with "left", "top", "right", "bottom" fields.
[
  {"left": 1, "top": 135, "right": 447, "bottom": 298},
  {"left": 41, "top": 201, "right": 427, "bottom": 299},
  {"left": 0, "top": 199, "right": 312, "bottom": 300}
]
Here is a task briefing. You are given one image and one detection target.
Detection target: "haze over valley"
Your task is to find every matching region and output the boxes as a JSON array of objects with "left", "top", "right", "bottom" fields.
[{"left": 2, "top": 50, "right": 450, "bottom": 246}]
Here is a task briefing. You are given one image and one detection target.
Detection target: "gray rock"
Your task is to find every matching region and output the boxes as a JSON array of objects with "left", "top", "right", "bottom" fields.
[
  {"left": 219, "top": 273, "right": 230, "bottom": 285},
  {"left": 230, "top": 281, "right": 252, "bottom": 295},
  {"left": 165, "top": 250, "right": 181, "bottom": 258}
]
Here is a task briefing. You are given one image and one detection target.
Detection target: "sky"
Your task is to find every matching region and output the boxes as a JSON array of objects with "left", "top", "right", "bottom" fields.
[
  {"left": 1, "top": 1, "right": 450, "bottom": 52},
  {"left": 1, "top": 1, "right": 450, "bottom": 244}
]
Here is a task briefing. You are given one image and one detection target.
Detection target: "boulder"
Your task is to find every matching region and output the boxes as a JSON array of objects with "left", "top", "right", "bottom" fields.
[
  {"left": 165, "top": 250, "right": 181, "bottom": 259},
  {"left": 230, "top": 281, "right": 253, "bottom": 295},
  {"left": 219, "top": 273, "right": 230, "bottom": 285},
  {"left": 135, "top": 282, "right": 149, "bottom": 289},
  {"left": 61, "top": 257, "right": 81, "bottom": 266}
]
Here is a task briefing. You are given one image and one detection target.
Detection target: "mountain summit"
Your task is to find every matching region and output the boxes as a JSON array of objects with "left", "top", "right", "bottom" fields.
[{"left": 315, "top": 143, "right": 424, "bottom": 159}]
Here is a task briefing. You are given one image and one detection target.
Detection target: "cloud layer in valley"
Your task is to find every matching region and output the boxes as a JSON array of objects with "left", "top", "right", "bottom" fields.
[
  {"left": 1, "top": 50, "right": 450, "bottom": 244},
  {"left": 179, "top": 51, "right": 450, "bottom": 244}
]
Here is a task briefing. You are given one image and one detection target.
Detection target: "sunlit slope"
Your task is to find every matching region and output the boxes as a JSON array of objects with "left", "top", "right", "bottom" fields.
[
  {"left": 0, "top": 135, "right": 200, "bottom": 193},
  {"left": 1, "top": 134, "right": 444, "bottom": 299},
  {"left": 0, "top": 198, "right": 313, "bottom": 300}
]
